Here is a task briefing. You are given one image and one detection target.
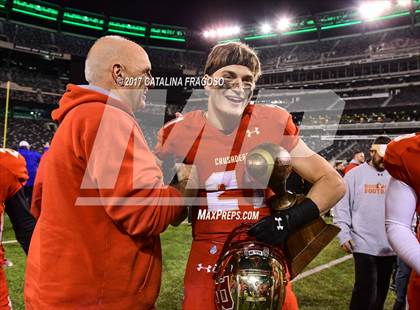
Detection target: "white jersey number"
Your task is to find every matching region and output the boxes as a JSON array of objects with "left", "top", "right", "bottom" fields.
[{"left": 205, "top": 171, "right": 239, "bottom": 211}]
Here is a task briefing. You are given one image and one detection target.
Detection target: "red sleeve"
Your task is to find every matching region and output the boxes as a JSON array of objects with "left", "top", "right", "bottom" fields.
[
  {"left": 78, "top": 105, "right": 184, "bottom": 238},
  {"left": 262, "top": 105, "right": 300, "bottom": 152},
  {"left": 384, "top": 142, "right": 406, "bottom": 182},
  {"left": 154, "top": 120, "right": 178, "bottom": 160},
  {"left": 155, "top": 126, "right": 169, "bottom": 160},
  {"left": 0, "top": 149, "right": 28, "bottom": 201},
  {"left": 282, "top": 112, "right": 300, "bottom": 152},
  {"left": 262, "top": 105, "right": 300, "bottom": 153},
  {"left": 385, "top": 133, "right": 420, "bottom": 198},
  {"left": 0, "top": 168, "right": 22, "bottom": 203}
]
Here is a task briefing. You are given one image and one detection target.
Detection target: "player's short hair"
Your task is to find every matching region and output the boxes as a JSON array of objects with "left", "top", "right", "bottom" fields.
[
  {"left": 204, "top": 42, "right": 261, "bottom": 80},
  {"left": 373, "top": 136, "right": 391, "bottom": 145}
]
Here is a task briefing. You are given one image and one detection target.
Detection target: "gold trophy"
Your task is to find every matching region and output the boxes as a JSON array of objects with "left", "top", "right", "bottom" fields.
[{"left": 245, "top": 143, "right": 340, "bottom": 279}]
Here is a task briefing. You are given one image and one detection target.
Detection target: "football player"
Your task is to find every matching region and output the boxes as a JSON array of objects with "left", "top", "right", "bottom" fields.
[
  {"left": 383, "top": 133, "right": 420, "bottom": 310},
  {"left": 155, "top": 42, "right": 346, "bottom": 309},
  {"left": 0, "top": 148, "right": 36, "bottom": 309}
]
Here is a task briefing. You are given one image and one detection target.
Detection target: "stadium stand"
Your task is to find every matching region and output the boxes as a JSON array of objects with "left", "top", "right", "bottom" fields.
[
  {"left": 0, "top": 62, "right": 66, "bottom": 93},
  {"left": 0, "top": 17, "right": 419, "bottom": 163},
  {"left": 0, "top": 87, "right": 61, "bottom": 105},
  {"left": 0, "top": 118, "right": 55, "bottom": 152},
  {"left": 0, "top": 21, "right": 206, "bottom": 72},
  {"left": 257, "top": 26, "right": 420, "bottom": 69},
  {"left": 388, "top": 86, "right": 420, "bottom": 106},
  {"left": 318, "top": 139, "right": 374, "bottom": 162}
]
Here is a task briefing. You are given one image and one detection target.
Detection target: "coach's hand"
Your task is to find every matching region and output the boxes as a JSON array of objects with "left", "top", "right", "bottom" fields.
[
  {"left": 170, "top": 206, "right": 188, "bottom": 227},
  {"left": 341, "top": 240, "right": 355, "bottom": 254},
  {"left": 172, "top": 164, "right": 199, "bottom": 199},
  {"left": 170, "top": 164, "right": 197, "bottom": 226},
  {"left": 248, "top": 198, "right": 320, "bottom": 246}
]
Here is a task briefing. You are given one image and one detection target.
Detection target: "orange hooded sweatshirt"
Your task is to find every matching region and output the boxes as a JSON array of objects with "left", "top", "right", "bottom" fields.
[{"left": 25, "top": 84, "right": 183, "bottom": 310}]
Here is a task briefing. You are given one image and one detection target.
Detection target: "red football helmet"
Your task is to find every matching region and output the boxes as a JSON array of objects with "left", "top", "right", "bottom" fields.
[{"left": 213, "top": 224, "right": 288, "bottom": 310}]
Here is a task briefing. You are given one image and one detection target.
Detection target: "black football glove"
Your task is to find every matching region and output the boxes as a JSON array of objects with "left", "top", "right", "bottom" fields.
[{"left": 248, "top": 198, "right": 320, "bottom": 246}]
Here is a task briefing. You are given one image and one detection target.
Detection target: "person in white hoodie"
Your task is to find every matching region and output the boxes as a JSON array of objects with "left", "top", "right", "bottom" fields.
[{"left": 333, "top": 136, "right": 396, "bottom": 310}]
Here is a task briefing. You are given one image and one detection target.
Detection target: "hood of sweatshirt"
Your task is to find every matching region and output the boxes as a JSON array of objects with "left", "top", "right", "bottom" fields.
[{"left": 52, "top": 84, "right": 134, "bottom": 123}]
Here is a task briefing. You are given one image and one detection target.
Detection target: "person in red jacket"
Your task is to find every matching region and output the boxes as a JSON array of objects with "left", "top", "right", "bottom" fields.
[
  {"left": 25, "top": 35, "right": 193, "bottom": 310},
  {"left": 0, "top": 148, "right": 36, "bottom": 310},
  {"left": 343, "top": 150, "right": 365, "bottom": 174}
]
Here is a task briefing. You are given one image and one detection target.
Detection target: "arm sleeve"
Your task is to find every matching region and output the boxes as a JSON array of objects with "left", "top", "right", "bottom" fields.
[
  {"left": 281, "top": 112, "right": 300, "bottom": 152},
  {"left": 383, "top": 139, "right": 410, "bottom": 184},
  {"left": 79, "top": 106, "right": 184, "bottom": 239},
  {"left": 4, "top": 187, "right": 36, "bottom": 254},
  {"left": 0, "top": 167, "right": 22, "bottom": 201},
  {"left": 154, "top": 123, "right": 175, "bottom": 160},
  {"left": 385, "top": 177, "right": 420, "bottom": 274},
  {"left": 333, "top": 172, "right": 354, "bottom": 245}
]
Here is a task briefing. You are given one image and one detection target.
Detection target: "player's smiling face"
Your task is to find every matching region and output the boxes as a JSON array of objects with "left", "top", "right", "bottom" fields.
[{"left": 207, "top": 65, "right": 255, "bottom": 118}]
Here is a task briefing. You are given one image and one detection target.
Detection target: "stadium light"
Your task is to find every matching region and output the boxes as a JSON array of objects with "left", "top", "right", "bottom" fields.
[
  {"left": 277, "top": 17, "right": 291, "bottom": 31},
  {"left": 397, "top": 0, "right": 411, "bottom": 6},
  {"left": 216, "top": 27, "right": 225, "bottom": 36},
  {"left": 202, "top": 25, "right": 241, "bottom": 39},
  {"left": 359, "top": 1, "right": 392, "bottom": 21},
  {"left": 231, "top": 25, "right": 241, "bottom": 35},
  {"left": 260, "top": 23, "right": 272, "bottom": 33},
  {"left": 209, "top": 29, "right": 216, "bottom": 38}
]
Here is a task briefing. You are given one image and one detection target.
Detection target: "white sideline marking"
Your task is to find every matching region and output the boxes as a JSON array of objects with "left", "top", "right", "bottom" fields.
[
  {"left": 292, "top": 254, "right": 352, "bottom": 282},
  {"left": 3, "top": 240, "right": 18, "bottom": 244},
  {"left": 2, "top": 239, "right": 352, "bottom": 282}
]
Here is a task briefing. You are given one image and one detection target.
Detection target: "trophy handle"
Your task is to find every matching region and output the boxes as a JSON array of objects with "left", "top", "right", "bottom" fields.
[{"left": 269, "top": 191, "right": 298, "bottom": 211}]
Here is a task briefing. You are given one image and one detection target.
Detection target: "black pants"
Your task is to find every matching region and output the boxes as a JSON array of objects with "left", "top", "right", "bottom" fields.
[
  {"left": 24, "top": 186, "right": 33, "bottom": 209},
  {"left": 395, "top": 257, "right": 411, "bottom": 304},
  {"left": 350, "top": 253, "right": 396, "bottom": 310}
]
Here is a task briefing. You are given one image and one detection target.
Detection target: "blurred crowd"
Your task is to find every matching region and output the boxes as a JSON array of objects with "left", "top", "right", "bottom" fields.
[{"left": 258, "top": 26, "right": 420, "bottom": 69}]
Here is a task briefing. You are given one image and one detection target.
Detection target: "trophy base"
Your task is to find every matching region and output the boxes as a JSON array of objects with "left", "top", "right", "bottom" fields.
[{"left": 286, "top": 217, "right": 340, "bottom": 279}]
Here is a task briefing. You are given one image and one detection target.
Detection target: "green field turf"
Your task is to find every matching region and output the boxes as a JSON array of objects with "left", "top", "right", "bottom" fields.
[{"left": 3, "top": 217, "right": 396, "bottom": 309}]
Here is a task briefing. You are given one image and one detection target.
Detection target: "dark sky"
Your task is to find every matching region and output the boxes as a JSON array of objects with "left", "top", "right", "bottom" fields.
[{"left": 50, "top": 0, "right": 355, "bottom": 30}]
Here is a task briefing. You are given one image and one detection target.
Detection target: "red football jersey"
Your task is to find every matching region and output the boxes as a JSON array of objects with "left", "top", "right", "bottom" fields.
[
  {"left": 0, "top": 148, "right": 28, "bottom": 260},
  {"left": 384, "top": 133, "right": 420, "bottom": 213},
  {"left": 155, "top": 103, "right": 300, "bottom": 241},
  {"left": 0, "top": 148, "right": 28, "bottom": 206}
]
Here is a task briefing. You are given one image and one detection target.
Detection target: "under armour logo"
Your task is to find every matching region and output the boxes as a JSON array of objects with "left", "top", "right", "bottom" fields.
[
  {"left": 246, "top": 127, "right": 260, "bottom": 138},
  {"left": 275, "top": 217, "right": 284, "bottom": 231},
  {"left": 197, "top": 263, "right": 214, "bottom": 273}
]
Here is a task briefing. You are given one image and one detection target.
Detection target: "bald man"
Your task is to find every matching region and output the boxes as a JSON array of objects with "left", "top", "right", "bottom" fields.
[{"left": 25, "top": 36, "right": 191, "bottom": 310}]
